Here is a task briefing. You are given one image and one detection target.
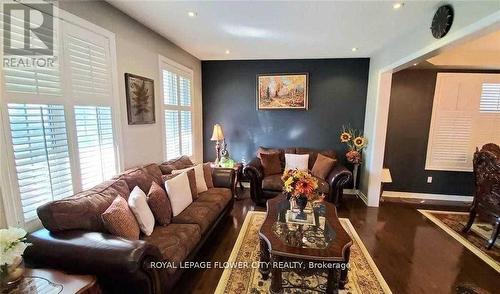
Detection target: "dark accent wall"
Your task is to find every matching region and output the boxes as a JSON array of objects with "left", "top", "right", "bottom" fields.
[
  {"left": 202, "top": 59, "right": 370, "bottom": 165},
  {"left": 384, "top": 69, "right": 499, "bottom": 196}
]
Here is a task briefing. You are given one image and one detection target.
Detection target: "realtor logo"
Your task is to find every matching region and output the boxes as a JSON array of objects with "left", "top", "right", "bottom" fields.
[{"left": 3, "top": 3, "right": 54, "bottom": 56}]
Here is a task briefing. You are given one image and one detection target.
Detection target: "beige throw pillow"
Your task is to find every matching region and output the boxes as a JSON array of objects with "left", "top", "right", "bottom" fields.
[
  {"left": 164, "top": 171, "right": 193, "bottom": 217},
  {"left": 172, "top": 164, "right": 208, "bottom": 194},
  {"left": 285, "top": 153, "right": 309, "bottom": 171},
  {"left": 311, "top": 153, "right": 336, "bottom": 180},
  {"left": 128, "top": 186, "right": 155, "bottom": 236}
]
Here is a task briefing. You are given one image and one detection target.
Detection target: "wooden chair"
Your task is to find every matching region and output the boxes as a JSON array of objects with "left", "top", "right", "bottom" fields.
[{"left": 463, "top": 143, "right": 500, "bottom": 250}]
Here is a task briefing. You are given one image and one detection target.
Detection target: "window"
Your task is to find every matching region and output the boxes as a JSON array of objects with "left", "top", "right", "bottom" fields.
[
  {"left": 426, "top": 73, "right": 500, "bottom": 172},
  {"left": 1, "top": 8, "right": 119, "bottom": 227},
  {"left": 160, "top": 60, "right": 194, "bottom": 160}
]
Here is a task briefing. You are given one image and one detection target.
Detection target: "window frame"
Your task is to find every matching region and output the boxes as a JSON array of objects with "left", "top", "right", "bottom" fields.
[
  {"left": 158, "top": 55, "right": 196, "bottom": 162},
  {"left": 0, "top": 6, "right": 123, "bottom": 230}
]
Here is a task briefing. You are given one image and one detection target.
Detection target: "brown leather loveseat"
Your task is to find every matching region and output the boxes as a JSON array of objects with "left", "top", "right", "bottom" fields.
[
  {"left": 243, "top": 147, "right": 352, "bottom": 206},
  {"left": 25, "top": 156, "right": 235, "bottom": 294}
]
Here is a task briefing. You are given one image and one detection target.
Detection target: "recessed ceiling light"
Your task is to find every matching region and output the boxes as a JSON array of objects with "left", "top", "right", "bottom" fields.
[
  {"left": 187, "top": 11, "right": 197, "bottom": 17},
  {"left": 393, "top": 3, "right": 404, "bottom": 10},
  {"left": 225, "top": 50, "right": 230, "bottom": 54},
  {"left": 351, "top": 47, "right": 358, "bottom": 52},
  {"left": 413, "top": 63, "right": 418, "bottom": 66}
]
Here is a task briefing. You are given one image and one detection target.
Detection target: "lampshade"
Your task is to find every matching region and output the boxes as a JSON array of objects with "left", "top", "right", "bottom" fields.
[
  {"left": 381, "top": 168, "right": 392, "bottom": 183},
  {"left": 210, "top": 124, "right": 224, "bottom": 141}
]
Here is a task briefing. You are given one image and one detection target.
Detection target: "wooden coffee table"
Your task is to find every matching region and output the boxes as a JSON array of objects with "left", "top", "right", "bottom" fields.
[{"left": 259, "top": 194, "right": 352, "bottom": 294}]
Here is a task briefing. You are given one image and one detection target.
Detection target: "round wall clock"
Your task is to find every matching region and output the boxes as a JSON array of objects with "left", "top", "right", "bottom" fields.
[{"left": 430, "top": 5, "right": 454, "bottom": 39}]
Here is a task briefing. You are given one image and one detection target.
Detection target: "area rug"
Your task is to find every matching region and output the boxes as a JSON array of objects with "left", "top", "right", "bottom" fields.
[
  {"left": 418, "top": 210, "right": 500, "bottom": 273},
  {"left": 215, "top": 211, "right": 391, "bottom": 293}
]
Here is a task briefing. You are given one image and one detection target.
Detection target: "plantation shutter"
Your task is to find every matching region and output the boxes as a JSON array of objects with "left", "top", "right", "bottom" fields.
[
  {"left": 3, "top": 12, "right": 62, "bottom": 97},
  {"left": 162, "top": 68, "right": 193, "bottom": 160},
  {"left": 426, "top": 73, "right": 500, "bottom": 172},
  {"left": 75, "top": 106, "right": 116, "bottom": 189},
  {"left": 7, "top": 104, "right": 73, "bottom": 222}
]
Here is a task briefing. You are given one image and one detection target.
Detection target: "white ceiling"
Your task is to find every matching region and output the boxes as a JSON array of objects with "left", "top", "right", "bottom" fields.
[
  {"left": 426, "top": 30, "right": 500, "bottom": 69},
  {"left": 106, "top": 0, "right": 446, "bottom": 60}
]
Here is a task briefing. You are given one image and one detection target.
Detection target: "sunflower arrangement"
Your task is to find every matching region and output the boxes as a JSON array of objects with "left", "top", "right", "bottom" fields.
[
  {"left": 339, "top": 125, "right": 367, "bottom": 164},
  {"left": 282, "top": 169, "right": 319, "bottom": 200}
]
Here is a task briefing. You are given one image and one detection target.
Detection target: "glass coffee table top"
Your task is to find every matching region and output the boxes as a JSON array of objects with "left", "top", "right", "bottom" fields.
[{"left": 271, "top": 197, "right": 336, "bottom": 249}]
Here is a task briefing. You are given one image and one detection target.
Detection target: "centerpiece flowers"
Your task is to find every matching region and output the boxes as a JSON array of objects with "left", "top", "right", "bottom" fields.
[
  {"left": 0, "top": 227, "right": 30, "bottom": 287},
  {"left": 282, "top": 169, "right": 319, "bottom": 220}
]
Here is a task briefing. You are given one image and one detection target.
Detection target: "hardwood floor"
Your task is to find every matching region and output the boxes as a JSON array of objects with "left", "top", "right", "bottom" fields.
[{"left": 173, "top": 189, "right": 500, "bottom": 294}]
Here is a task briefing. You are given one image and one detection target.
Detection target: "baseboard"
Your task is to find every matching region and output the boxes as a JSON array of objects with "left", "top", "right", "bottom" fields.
[
  {"left": 357, "top": 190, "right": 368, "bottom": 205},
  {"left": 382, "top": 191, "right": 473, "bottom": 202},
  {"left": 241, "top": 182, "right": 250, "bottom": 188}
]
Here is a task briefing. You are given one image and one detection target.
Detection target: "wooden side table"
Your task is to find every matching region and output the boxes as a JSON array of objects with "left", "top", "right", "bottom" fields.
[
  {"left": 211, "top": 162, "right": 244, "bottom": 199},
  {"left": 2, "top": 268, "right": 99, "bottom": 294}
]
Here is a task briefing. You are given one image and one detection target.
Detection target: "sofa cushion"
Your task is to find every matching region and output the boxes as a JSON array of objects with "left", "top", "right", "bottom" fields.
[
  {"left": 261, "top": 174, "right": 283, "bottom": 191},
  {"left": 143, "top": 223, "right": 201, "bottom": 273},
  {"left": 196, "top": 188, "right": 232, "bottom": 211},
  {"left": 260, "top": 152, "right": 282, "bottom": 176},
  {"left": 203, "top": 163, "right": 214, "bottom": 188},
  {"left": 118, "top": 168, "right": 154, "bottom": 193},
  {"left": 159, "top": 156, "right": 194, "bottom": 174},
  {"left": 142, "top": 163, "right": 163, "bottom": 186},
  {"left": 37, "top": 180, "right": 129, "bottom": 233},
  {"left": 172, "top": 202, "right": 220, "bottom": 234},
  {"left": 262, "top": 174, "right": 329, "bottom": 194},
  {"left": 102, "top": 196, "right": 140, "bottom": 240},
  {"left": 311, "top": 153, "right": 336, "bottom": 180},
  {"left": 147, "top": 182, "right": 172, "bottom": 226},
  {"left": 172, "top": 164, "right": 208, "bottom": 194},
  {"left": 296, "top": 148, "right": 336, "bottom": 170}
]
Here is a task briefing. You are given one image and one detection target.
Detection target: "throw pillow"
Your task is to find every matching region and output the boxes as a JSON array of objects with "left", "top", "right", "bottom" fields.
[
  {"left": 260, "top": 152, "right": 282, "bottom": 176},
  {"left": 164, "top": 171, "right": 193, "bottom": 217},
  {"left": 128, "top": 186, "right": 155, "bottom": 236},
  {"left": 102, "top": 196, "right": 140, "bottom": 240},
  {"left": 147, "top": 182, "right": 172, "bottom": 226},
  {"left": 203, "top": 163, "right": 214, "bottom": 188},
  {"left": 285, "top": 153, "right": 309, "bottom": 171},
  {"left": 172, "top": 164, "right": 208, "bottom": 194},
  {"left": 311, "top": 153, "right": 337, "bottom": 180},
  {"left": 162, "top": 168, "right": 198, "bottom": 200}
]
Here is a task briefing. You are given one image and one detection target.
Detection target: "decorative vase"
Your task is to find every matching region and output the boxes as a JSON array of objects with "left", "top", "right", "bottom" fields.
[
  {"left": 0, "top": 257, "right": 25, "bottom": 288},
  {"left": 295, "top": 195, "right": 308, "bottom": 220}
]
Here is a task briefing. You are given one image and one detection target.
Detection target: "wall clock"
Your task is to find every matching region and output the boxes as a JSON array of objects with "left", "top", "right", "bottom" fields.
[{"left": 430, "top": 5, "right": 454, "bottom": 39}]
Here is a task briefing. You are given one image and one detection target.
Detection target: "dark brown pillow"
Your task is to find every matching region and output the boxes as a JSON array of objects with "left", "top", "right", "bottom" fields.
[
  {"left": 120, "top": 168, "right": 154, "bottom": 192},
  {"left": 162, "top": 169, "right": 198, "bottom": 200},
  {"left": 147, "top": 182, "right": 172, "bottom": 226},
  {"left": 102, "top": 196, "right": 140, "bottom": 240},
  {"left": 203, "top": 163, "right": 214, "bottom": 188},
  {"left": 260, "top": 152, "right": 282, "bottom": 176},
  {"left": 311, "top": 153, "right": 336, "bottom": 180}
]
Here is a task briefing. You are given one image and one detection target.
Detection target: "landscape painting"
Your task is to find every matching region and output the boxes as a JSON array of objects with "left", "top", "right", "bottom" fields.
[
  {"left": 257, "top": 73, "right": 308, "bottom": 110},
  {"left": 125, "top": 73, "right": 155, "bottom": 125}
]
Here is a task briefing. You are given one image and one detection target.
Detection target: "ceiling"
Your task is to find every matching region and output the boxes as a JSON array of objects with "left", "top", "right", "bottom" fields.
[
  {"left": 425, "top": 30, "right": 500, "bottom": 69},
  {"left": 106, "top": 0, "right": 444, "bottom": 60}
]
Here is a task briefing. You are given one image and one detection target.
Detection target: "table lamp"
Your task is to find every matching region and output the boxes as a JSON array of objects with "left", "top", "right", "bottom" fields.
[{"left": 211, "top": 124, "right": 224, "bottom": 166}]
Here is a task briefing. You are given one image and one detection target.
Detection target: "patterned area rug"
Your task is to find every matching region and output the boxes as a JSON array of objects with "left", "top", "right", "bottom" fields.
[
  {"left": 419, "top": 210, "right": 500, "bottom": 273},
  {"left": 215, "top": 211, "right": 391, "bottom": 293}
]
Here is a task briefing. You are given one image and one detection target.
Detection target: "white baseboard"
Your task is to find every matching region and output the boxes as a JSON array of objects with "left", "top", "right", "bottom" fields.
[
  {"left": 241, "top": 182, "right": 250, "bottom": 188},
  {"left": 357, "top": 190, "right": 368, "bottom": 205},
  {"left": 382, "top": 191, "right": 473, "bottom": 202}
]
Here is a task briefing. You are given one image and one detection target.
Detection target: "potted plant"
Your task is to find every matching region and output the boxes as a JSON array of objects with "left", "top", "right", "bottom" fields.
[
  {"left": 340, "top": 126, "right": 367, "bottom": 189},
  {"left": 282, "top": 169, "right": 319, "bottom": 220},
  {"left": 0, "top": 227, "right": 30, "bottom": 288}
]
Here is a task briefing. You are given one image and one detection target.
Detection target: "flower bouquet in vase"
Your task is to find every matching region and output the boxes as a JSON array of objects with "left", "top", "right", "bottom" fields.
[
  {"left": 340, "top": 126, "right": 368, "bottom": 189},
  {"left": 282, "top": 169, "right": 319, "bottom": 220},
  {"left": 0, "top": 227, "right": 30, "bottom": 288}
]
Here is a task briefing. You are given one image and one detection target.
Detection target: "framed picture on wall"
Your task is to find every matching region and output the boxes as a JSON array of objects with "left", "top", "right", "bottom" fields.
[
  {"left": 125, "top": 73, "right": 155, "bottom": 125},
  {"left": 256, "top": 73, "right": 309, "bottom": 110}
]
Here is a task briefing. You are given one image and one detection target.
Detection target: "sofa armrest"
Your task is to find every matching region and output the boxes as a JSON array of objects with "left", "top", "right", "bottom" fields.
[
  {"left": 326, "top": 164, "right": 353, "bottom": 205},
  {"left": 212, "top": 168, "right": 236, "bottom": 190},
  {"left": 243, "top": 157, "right": 266, "bottom": 205},
  {"left": 25, "top": 229, "right": 166, "bottom": 294}
]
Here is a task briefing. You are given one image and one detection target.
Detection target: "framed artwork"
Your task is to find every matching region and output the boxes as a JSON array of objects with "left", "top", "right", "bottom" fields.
[
  {"left": 257, "top": 73, "right": 309, "bottom": 110},
  {"left": 125, "top": 73, "right": 155, "bottom": 125}
]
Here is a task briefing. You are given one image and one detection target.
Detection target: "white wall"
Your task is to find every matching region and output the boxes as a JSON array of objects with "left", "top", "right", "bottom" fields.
[
  {"left": 360, "top": 1, "right": 500, "bottom": 206},
  {"left": 59, "top": 0, "right": 203, "bottom": 169}
]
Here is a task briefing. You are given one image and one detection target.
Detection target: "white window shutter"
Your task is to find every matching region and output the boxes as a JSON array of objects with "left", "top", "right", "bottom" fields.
[
  {"left": 479, "top": 83, "right": 500, "bottom": 113},
  {"left": 7, "top": 104, "right": 73, "bottom": 222},
  {"left": 75, "top": 106, "right": 116, "bottom": 189}
]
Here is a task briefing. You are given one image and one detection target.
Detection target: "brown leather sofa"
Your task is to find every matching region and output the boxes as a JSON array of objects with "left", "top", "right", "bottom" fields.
[
  {"left": 243, "top": 147, "right": 352, "bottom": 206},
  {"left": 25, "top": 156, "right": 235, "bottom": 294}
]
